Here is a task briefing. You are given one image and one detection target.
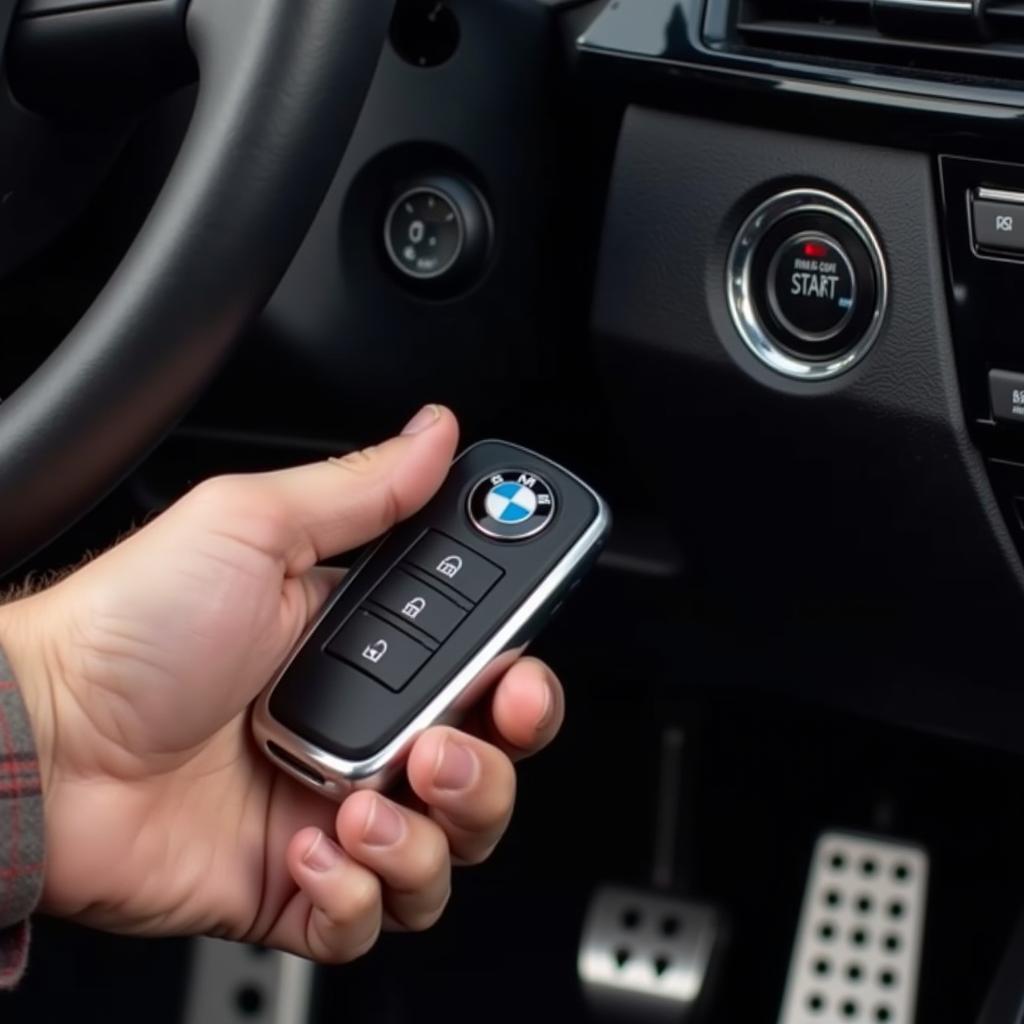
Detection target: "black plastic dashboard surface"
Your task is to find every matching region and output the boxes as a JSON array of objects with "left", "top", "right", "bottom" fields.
[
  {"left": 592, "top": 108, "right": 1024, "bottom": 749},
  {"left": 579, "top": 0, "right": 1024, "bottom": 120}
]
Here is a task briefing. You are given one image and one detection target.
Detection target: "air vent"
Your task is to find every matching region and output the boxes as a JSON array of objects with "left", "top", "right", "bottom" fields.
[{"left": 731, "top": 0, "right": 1024, "bottom": 82}]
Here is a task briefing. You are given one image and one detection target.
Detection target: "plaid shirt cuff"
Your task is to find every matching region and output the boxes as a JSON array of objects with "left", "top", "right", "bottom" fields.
[{"left": 0, "top": 646, "right": 44, "bottom": 988}]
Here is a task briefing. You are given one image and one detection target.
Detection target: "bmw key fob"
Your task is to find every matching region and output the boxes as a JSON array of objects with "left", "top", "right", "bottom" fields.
[{"left": 252, "top": 440, "right": 611, "bottom": 799}]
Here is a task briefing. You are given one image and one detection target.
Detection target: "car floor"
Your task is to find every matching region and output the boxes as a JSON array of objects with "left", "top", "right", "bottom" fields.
[
  {"left": 316, "top": 576, "right": 1024, "bottom": 1024},
  {"left": 3, "top": 563, "right": 1024, "bottom": 1023}
]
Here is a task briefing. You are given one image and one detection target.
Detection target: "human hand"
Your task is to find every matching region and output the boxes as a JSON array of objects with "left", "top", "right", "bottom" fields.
[{"left": 0, "top": 406, "right": 564, "bottom": 961}]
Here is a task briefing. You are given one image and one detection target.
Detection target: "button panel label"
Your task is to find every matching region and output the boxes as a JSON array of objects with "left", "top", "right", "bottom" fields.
[{"left": 769, "top": 233, "right": 856, "bottom": 342}]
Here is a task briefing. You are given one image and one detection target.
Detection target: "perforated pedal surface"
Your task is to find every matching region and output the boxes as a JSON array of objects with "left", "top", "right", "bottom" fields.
[
  {"left": 579, "top": 885, "right": 720, "bottom": 1020},
  {"left": 182, "top": 937, "right": 314, "bottom": 1024},
  {"left": 778, "top": 832, "right": 928, "bottom": 1024}
]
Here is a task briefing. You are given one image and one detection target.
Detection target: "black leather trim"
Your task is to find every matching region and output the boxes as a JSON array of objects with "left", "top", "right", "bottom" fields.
[
  {"left": 7, "top": 0, "right": 196, "bottom": 117},
  {"left": 0, "top": 0, "right": 393, "bottom": 572},
  {"left": 0, "top": 0, "right": 16, "bottom": 68}
]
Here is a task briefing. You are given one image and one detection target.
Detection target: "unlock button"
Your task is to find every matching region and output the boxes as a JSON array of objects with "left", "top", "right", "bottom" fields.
[
  {"left": 371, "top": 569, "right": 467, "bottom": 642},
  {"left": 326, "top": 610, "right": 431, "bottom": 692}
]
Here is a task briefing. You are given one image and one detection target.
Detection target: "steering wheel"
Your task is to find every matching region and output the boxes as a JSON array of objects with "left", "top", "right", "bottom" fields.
[{"left": 0, "top": 0, "right": 392, "bottom": 573}]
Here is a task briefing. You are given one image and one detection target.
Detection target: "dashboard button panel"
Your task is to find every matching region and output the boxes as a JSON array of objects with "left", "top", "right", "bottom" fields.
[
  {"left": 989, "top": 369, "right": 1024, "bottom": 425},
  {"left": 972, "top": 192, "right": 1024, "bottom": 255}
]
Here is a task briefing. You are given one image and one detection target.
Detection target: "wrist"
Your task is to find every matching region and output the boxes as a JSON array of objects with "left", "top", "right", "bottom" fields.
[{"left": 0, "top": 593, "right": 60, "bottom": 801}]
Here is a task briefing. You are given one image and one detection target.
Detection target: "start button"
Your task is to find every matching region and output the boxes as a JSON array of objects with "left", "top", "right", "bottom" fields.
[
  {"left": 767, "top": 232, "right": 856, "bottom": 343},
  {"left": 727, "top": 189, "right": 887, "bottom": 379}
]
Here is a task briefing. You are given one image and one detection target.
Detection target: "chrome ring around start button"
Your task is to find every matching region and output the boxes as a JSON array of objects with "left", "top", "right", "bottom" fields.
[
  {"left": 468, "top": 470, "right": 556, "bottom": 541},
  {"left": 726, "top": 189, "right": 888, "bottom": 382}
]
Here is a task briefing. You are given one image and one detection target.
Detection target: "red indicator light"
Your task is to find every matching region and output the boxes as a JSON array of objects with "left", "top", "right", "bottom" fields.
[{"left": 803, "top": 241, "right": 830, "bottom": 259}]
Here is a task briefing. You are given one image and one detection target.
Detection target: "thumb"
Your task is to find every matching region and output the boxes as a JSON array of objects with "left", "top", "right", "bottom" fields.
[{"left": 185, "top": 404, "right": 459, "bottom": 574}]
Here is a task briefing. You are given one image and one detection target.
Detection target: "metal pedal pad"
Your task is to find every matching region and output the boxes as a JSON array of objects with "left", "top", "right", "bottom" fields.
[
  {"left": 578, "top": 884, "right": 722, "bottom": 1021},
  {"left": 181, "top": 937, "right": 315, "bottom": 1024},
  {"left": 778, "top": 832, "right": 928, "bottom": 1024}
]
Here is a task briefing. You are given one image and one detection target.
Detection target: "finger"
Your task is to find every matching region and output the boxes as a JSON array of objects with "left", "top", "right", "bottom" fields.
[
  {"left": 295, "top": 565, "right": 347, "bottom": 628},
  {"left": 481, "top": 657, "right": 564, "bottom": 762},
  {"left": 281, "top": 826, "right": 383, "bottom": 964},
  {"left": 406, "top": 727, "right": 517, "bottom": 866},
  {"left": 336, "top": 791, "right": 451, "bottom": 932},
  {"left": 184, "top": 404, "right": 459, "bottom": 574}
]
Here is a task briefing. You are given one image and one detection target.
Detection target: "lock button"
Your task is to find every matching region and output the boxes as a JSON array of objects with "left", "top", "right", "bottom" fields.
[
  {"left": 325, "top": 610, "right": 431, "bottom": 692},
  {"left": 370, "top": 569, "right": 468, "bottom": 642},
  {"left": 405, "top": 532, "right": 503, "bottom": 603}
]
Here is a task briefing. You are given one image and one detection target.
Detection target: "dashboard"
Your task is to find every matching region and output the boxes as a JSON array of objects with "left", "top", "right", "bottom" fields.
[
  {"left": 577, "top": 0, "right": 1024, "bottom": 749},
  {"left": 9, "top": 0, "right": 1024, "bottom": 751}
]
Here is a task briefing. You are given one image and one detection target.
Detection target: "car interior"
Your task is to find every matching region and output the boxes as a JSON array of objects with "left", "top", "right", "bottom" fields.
[{"left": 6, "top": 0, "right": 1024, "bottom": 1021}]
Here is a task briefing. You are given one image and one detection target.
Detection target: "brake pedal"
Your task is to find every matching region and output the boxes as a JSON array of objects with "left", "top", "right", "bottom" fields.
[
  {"left": 578, "top": 728, "right": 724, "bottom": 1021},
  {"left": 778, "top": 831, "right": 929, "bottom": 1024},
  {"left": 579, "top": 886, "right": 720, "bottom": 1021},
  {"left": 181, "top": 936, "right": 315, "bottom": 1024}
]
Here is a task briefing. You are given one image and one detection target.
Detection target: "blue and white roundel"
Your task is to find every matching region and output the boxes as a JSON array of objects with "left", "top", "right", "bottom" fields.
[
  {"left": 468, "top": 470, "right": 555, "bottom": 541},
  {"left": 485, "top": 481, "right": 538, "bottom": 523}
]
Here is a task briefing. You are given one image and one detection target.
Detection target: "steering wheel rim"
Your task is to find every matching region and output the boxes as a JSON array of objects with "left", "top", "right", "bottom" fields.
[{"left": 0, "top": 0, "right": 393, "bottom": 574}]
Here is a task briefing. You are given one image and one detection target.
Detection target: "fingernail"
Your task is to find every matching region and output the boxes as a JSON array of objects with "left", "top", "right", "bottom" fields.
[
  {"left": 434, "top": 738, "right": 479, "bottom": 792},
  {"left": 302, "top": 829, "right": 344, "bottom": 873},
  {"left": 401, "top": 404, "right": 441, "bottom": 436},
  {"left": 534, "top": 678, "right": 555, "bottom": 731},
  {"left": 362, "top": 796, "right": 406, "bottom": 848}
]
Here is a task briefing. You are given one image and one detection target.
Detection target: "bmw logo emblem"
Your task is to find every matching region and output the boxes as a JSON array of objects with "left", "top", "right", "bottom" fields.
[{"left": 468, "top": 470, "right": 556, "bottom": 541}]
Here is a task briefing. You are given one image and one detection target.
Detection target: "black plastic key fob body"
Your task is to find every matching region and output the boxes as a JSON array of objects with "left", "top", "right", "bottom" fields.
[{"left": 252, "top": 440, "right": 611, "bottom": 799}]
